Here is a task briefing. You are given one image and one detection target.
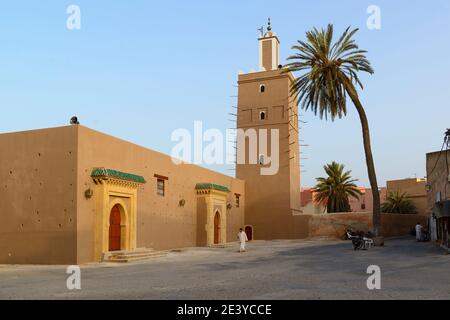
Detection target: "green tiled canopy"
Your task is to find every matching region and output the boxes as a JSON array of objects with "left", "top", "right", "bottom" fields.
[
  {"left": 91, "top": 168, "right": 146, "bottom": 184},
  {"left": 195, "top": 183, "right": 230, "bottom": 193}
]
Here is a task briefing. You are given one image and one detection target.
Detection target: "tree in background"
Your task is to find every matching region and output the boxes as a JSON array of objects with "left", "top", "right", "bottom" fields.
[
  {"left": 381, "top": 191, "right": 417, "bottom": 214},
  {"left": 314, "top": 161, "right": 362, "bottom": 213}
]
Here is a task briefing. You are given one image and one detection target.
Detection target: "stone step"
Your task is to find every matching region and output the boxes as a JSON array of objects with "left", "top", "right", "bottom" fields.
[
  {"left": 113, "top": 250, "right": 160, "bottom": 257},
  {"left": 103, "top": 248, "right": 167, "bottom": 263},
  {"left": 106, "top": 253, "right": 167, "bottom": 263},
  {"left": 209, "top": 243, "right": 228, "bottom": 248},
  {"left": 111, "top": 253, "right": 162, "bottom": 260}
]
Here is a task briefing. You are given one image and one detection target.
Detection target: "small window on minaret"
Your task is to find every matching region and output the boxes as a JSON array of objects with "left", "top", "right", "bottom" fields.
[
  {"left": 260, "top": 84, "right": 265, "bottom": 93},
  {"left": 260, "top": 111, "right": 266, "bottom": 120}
]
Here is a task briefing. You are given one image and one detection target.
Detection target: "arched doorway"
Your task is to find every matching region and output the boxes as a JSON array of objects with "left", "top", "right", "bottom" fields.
[
  {"left": 245, "top": 225, "right": 253, "bottom": 241},
  {"left": 109, "top": 205, "right": 122, "bottom": 251},
  {"left": 214, "top": 211, "right": 220, "bottom": 244}
]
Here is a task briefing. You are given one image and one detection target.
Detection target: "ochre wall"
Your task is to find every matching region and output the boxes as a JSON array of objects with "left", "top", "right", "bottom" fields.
[
  {"left": 426, "top": 150, "right": 450, "bottom": 212},
  {"left": 381, "top": 214, "right": 427, "bottom": 237},
  {"left": 0, "top": 126, "right": 78, "bottom": 264},
  {"left": 386, "top": 178, "right": 428, "bottom": 215},
  {"left": 308, "top": 212, "right": 427, "bottom": 239},
  {"left": 76, "top": 126, "right": 245, "bottom": 263},
  {"left": 426, "top": 150, "right": 450, "bottom": 247},
  {"left": 348, "top": 187, "right": 387, "bottom": 213},
  {"left": 308, "top": 213, "right": 372, "bottom": 238},
  {"left": 196, "top": 197, "right": 207, "bottom": 246}
]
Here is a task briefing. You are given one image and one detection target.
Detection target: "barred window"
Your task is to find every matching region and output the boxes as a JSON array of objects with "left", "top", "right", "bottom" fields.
[
  {"left": 235, "top": 194, "right": 240, "bottom": 208},
  {"left": 157, "top": 179, "right": 165, "bottom": 196}
]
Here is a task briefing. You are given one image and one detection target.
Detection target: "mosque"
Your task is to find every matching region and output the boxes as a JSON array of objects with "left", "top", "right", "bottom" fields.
[{"left": 0, "top": 22, "right": 310, "bottom": 264}]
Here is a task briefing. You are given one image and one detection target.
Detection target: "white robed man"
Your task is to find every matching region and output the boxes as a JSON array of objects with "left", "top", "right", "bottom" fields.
[
  {"left": 238, "top": 228, "right": 248, "bottom": 253},
  {"left": 415, "top": 222, "right": 423, "bottom": 241}
]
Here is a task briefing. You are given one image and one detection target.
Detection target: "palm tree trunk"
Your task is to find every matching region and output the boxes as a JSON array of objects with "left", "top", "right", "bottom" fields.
[{"left": 343, "top": 82, "right": 381, "bottom": 236}]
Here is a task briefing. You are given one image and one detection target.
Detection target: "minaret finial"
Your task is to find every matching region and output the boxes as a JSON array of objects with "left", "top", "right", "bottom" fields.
[{"left": 267, "top": 17, "right": 271, "bottom": 31}]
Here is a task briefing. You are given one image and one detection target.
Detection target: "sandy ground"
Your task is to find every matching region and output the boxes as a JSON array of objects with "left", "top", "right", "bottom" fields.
[{"left": 0, "top": 237, "right": 449, "bottom": 300}]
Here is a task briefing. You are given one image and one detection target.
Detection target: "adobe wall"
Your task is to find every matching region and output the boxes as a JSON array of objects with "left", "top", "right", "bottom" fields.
[
  {"left": 308, "top": 213, "right": 372, "bottom": 238},
  {"left": 381, "top": 213, "right": 427, "bottom": 237},
  {"left": 348, "top": 188, "right": 387, "bottom": 213},
  {"left": 426, "top": 151, "right": 450, "bottom": 211},
  {"left": 426, "top": 150, "right": 450, "bottom": 247},
  {"left": 0, "top": 126, "right": 78, "bottom": 264},
  {"left": 76, "top": 126, "right": 245, "bottom": 263},
  {"left": 387, "top": 179, "right": 428, "bottom": 215},
  {"left": 308, "top": 212, "right": 427, "bottom": 239}
]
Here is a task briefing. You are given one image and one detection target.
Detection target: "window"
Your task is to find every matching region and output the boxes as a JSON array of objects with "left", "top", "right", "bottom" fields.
[
  {"left": 235, "top": 194, "right": 241, "bottom": 208},
  {"left": 157, "top": 179, "right": 165, "bottom": 196},
  {"left": 361, "top": 203, "right": 366, "bottom": 210},
  {"left": 260, "top": 84, "right": 265, "bottom": 93},
  {"left": 260, "top": 111, "right": 266, "bottom": 120},
  {"left": 154, "top": 174, "right": 168, "bottom": 196}
]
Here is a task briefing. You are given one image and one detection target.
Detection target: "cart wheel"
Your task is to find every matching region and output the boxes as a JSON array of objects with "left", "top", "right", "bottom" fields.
[{"left": 357, "top": 241, "right": 364, "bottom": 250}]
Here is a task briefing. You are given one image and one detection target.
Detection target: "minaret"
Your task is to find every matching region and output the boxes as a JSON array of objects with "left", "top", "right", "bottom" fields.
[
  {"left": 236, "top": 19, "right": 304, "bottom": 240},
  {"left": 258, "top": 18, "right": 280, "bottom": 71}
]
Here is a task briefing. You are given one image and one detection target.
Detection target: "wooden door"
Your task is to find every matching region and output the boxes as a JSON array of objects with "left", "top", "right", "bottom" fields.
[
  {"left": 214, "top": 212, "right": 220, "bottom": 244},
  {"left": 245, "top": 226, "right": 253, "bottom": 241},
  {"left": 109, "top": 205, "right": 121, "bottom": 251}
]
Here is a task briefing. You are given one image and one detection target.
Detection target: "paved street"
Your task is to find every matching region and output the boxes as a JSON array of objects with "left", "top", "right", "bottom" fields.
[{"left": 0, "top": 237, "right": 449, "bottom": 300}]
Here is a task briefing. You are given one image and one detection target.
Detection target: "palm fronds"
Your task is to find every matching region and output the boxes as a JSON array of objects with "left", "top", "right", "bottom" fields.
[
  {"left": 314, "top": 161, "right": 362, "bottom": 213},
  {"left": 284, "top": 24, "right": 373, "bottom": 121},
  {"left": 381, "top": 191, "right": 417, "bottom": 214}
]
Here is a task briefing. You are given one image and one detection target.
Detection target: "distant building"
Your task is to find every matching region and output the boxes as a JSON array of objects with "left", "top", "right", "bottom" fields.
[
  {"left": 348, "top": 187, "right": 387, "bottom": 213},
  {"left": 386, "top": 178, "right": 428, "bottom": 215},
  {"left": 300, "top": 188, "right": 327, "bottom": 214},
  {"left": 426, "top": 150, "right": 450, "bottom": 250},
  {"left": 301, "top": 186, "right": 386, "bottom": 214}
]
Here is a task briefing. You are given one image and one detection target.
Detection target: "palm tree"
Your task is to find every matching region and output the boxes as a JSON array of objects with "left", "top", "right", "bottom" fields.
[
  {"left": 381, "top": 191, "right": 417, "bottom": 214},
  {"left": 314, "top": 162, "right": 362, "bottom": 213},
  {"left": 284, "top": 25, "right": 381, "bottom": 236}
]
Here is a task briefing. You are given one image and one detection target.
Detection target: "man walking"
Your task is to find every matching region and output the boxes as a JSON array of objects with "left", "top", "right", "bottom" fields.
[
  {"left": 238, "top": 228, "right": 248, "bottom": 253},
  {"left": 415, "top": 222, "right": 423, "bottom": 242}
]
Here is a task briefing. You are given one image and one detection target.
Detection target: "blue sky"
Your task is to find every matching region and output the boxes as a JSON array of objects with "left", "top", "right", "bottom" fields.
[{"left": 0, "top": 1, "right": 449, "bottom": 187}]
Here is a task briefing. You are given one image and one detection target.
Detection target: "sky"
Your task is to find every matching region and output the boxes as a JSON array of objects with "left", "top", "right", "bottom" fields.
[{"left": 0, "top": 0, "right": 449, "bottom": 187}]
